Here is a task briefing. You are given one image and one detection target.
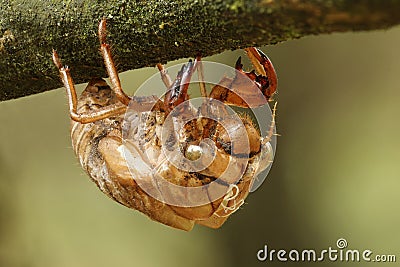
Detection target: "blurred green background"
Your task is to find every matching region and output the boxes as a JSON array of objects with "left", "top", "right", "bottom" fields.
[{"left": 1, "top": 26, "right": 399, "bottom": 267}]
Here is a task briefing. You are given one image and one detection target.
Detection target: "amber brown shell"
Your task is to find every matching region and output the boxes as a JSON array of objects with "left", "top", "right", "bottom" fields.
[{"left": 70, "top": 79, "right": 263, "bottom": 231}]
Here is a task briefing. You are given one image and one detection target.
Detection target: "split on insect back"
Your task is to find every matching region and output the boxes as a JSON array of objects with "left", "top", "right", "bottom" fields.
[{"left": 52, "top": 19, "right": 278, "bottom": 231}]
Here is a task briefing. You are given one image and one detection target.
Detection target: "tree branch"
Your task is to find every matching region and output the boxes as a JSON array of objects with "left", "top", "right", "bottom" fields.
[{"left": 1, "top": 0, "right": 400, "bottom": 101}]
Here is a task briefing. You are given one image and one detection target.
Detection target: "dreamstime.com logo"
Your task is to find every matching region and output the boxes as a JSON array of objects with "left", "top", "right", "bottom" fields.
[{"left": 257, "top": 238, "right": 396, "bottom": 263}]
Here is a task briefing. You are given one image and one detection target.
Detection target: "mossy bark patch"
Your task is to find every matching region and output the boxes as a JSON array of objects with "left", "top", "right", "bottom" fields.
[{"left": 1, "top": 0, "right": 400, "bottom": 101}]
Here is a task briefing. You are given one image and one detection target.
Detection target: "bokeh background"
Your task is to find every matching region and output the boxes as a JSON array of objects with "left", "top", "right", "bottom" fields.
[{"left": 1, "top": 26, "right": 399, "bottom": 267}]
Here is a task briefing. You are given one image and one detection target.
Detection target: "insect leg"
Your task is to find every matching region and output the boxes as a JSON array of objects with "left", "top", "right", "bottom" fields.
[
  {"left": 244, "top": 47, "right": 278, "bottom": 100},
  {"left": 156, "top": 63, "right": 173, "bottom": 89},
  {"left": 262, "top": 101, "right": 278, "bottom": 145},
  {"left": 164, "top": 59, "right": 195, "bottom": 113},
  {"left": 98, "top": 19, "right": 131, "bottom": 106},
  {"left": 209, "top": 48, "right": 277, "bottom": 108},
  {"left": 52, "top": 50, "right": 126, "bottom": 124},
  {"left": 195, "top": 54, "right": 208, "bottom": 98},
  {"left": 208, "top": 66, "right": 252, "bottom": 108}
]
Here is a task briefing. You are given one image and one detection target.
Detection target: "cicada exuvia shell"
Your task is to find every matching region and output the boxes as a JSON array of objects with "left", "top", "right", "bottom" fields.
[{"left": 52, "top": 19, "right": 278, "bottom": 231}]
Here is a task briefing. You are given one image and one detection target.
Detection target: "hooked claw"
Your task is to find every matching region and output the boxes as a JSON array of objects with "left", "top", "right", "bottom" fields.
[
  {"left": 164, "top": 59, "right": 195, "bottom": 113},
  {"left": 244, "top": 47, "right": 278, "bottom": 101}
]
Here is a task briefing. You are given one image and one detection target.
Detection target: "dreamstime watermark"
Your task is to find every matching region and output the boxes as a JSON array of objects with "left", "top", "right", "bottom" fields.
[{"left": 257, "top": 238, "right": 396, "bottom": 263}]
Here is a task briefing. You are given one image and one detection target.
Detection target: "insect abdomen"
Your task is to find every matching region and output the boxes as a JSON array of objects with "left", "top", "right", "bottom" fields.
[
  {"left": 70, "top": 79, "right": 123, "bottom": 200},
  {"left": 69, "top": 79, "right": 196, "bottom": 231}
]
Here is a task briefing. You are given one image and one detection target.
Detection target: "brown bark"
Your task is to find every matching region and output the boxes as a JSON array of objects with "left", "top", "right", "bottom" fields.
[{"left": 1, "top": 0, "right": 400, "bottom": 101}]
